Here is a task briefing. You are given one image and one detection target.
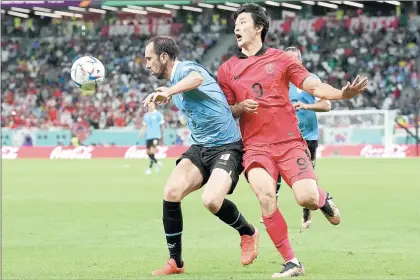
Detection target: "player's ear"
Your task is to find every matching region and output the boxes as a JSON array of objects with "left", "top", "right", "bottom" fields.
[
  {"left": 255, "top": 24, "right": 263, "bottom": 35},
  {"left": 160, "top": 52, "right": 169, "bottom": 63}
]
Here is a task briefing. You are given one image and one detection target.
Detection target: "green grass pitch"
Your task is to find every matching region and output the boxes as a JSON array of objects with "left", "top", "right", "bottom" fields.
[{"left": 3, "top": 158, "right": 420, "bottom": 279}]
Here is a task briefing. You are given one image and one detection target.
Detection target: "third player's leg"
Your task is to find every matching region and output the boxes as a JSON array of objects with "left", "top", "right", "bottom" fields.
[
  {"left": 301, "top": 140, "right": 318, "bottom": 229},
  {"left": 278, "top": 140, "right": 341, "bottom": 225}
]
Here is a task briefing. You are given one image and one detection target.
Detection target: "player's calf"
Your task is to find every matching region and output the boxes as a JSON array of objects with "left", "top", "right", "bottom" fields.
[
  {"left": 211, "top": 199, "right": 259, "bottom": 265},
  {"left": 153, "top": 159, "right": 203, "bottom": 276},
  {"left": 203, "top": 168, "right": 258, "bottom": 265},
  {"left": 260, "top": 175, "right": 281, "bottom": 224},
  {"left": 292, "top": 179, "right": 340, "bottom": 225},
  {"left": 248, "top": 168, "right": 301, "bottom": 267}
]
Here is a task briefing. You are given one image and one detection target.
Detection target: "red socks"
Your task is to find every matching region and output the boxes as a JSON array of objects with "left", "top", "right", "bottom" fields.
[
  {"left": 263, "top": 208, "right": 296, "bottom": 263},
  {"left": 317, "top": 186, "right": 327, "bottom": 209}
]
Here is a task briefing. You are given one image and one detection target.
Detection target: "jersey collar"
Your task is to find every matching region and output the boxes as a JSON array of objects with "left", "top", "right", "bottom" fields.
[
  {"left": 235, "top": 44, "right": 267, "bottom": 59},
  {"left": 170, "top": 60, "right": 180, "bottom": 82}
]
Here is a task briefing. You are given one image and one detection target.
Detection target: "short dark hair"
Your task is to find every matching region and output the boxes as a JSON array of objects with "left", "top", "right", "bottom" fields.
[
  {"left": 285, "top": 46, "right": 302, "bottom": 61},
  {"left": 234, "top": 3, "right": 269, "bottom": 42},
  {"left": 147, "top": 35, "right": 179, "bottom": 60}
]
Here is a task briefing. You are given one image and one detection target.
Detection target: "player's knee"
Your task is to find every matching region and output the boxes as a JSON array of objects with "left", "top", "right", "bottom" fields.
[
  {"left": 163, "top": 184, "right": 185, "bottom": 202},
  {"left": 201, "top": 193, "right": 223, "bottom": 213},
  {"left": 254, "top": 187, "right": 277, "bottom": 213}
]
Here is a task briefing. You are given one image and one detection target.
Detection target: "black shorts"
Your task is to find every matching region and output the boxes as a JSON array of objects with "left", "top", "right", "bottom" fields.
[
  {"left": 146, "top": 138, "right": 159, "bottom": 149},
  {"left": 176, "top": 140, "right": 244, "bottom": 194},
  {"left": 306, "top": 140, "right": 318, "bottom": 167}
]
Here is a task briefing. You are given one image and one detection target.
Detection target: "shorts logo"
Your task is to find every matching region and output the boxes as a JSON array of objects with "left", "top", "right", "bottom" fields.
[
  {"left": 153, "top": 139, "right": 158, "bottom": 145},
  {"left": 265, "top": 63, "right": 274, "bottom": 74},
  {"left": 220, "top": 154, "right": 230, "bottom": 161}
]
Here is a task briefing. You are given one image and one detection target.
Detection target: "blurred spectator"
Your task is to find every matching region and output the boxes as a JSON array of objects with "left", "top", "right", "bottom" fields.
[
  {"left": 211, "top": 18, "right": 420, "bottom": 127},
  {"left": 1, "top": 16, "right": 222, "bottom": 135},
  {"left": 1, "top": 12, "right": 419, "bottom": 134},
  {"left": 71, "top": 134, "right": 80, "bottom": 147},
  {"left": 22, "top": 135, "right": 33, "bottom": 146}
]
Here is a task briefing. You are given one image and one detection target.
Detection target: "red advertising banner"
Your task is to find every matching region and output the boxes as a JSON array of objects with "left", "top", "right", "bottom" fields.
[
  {"left": 1, "top": 146, "right": 189, "bottom": 160},
  {"left": 1, "top": 145, "right": 418, "bottom": 160},
  {"left": 317, "top": 144, "right": 418, "bottom": 158},
  {"left": 271, "top": 16, "right": 399, "bottom": 34}
]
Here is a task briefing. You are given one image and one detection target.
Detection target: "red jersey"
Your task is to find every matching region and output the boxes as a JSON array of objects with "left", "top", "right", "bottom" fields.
[{"left": 218, "top": 45, "right": 311, "bottom": 147}]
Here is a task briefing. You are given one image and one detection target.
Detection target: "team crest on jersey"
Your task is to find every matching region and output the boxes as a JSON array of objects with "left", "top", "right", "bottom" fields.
[{"left": 265, "top": 63, "right": 274, "bottom": 74}]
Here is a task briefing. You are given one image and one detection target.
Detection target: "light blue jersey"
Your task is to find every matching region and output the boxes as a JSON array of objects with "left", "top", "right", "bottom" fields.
[
  {"left": 143, "top": 110, "right": 164, "bottom": 140},
  {"left": 289, "top": 73, "right": 320, "bottom": 141},
  {"left": 169, "top": 60, "right": 241, "bottom": 147}
]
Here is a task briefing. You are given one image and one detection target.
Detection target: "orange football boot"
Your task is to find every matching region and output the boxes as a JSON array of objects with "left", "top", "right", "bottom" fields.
[
  {"left": 152, "top": 259, "right": 184, "bottom": 276},
  {"left": 240, "top": 226, "right": 260, "bottom": 265}
]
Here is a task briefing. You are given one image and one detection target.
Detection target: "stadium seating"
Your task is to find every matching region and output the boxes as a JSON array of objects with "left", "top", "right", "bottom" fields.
[
  {"left": 210, "top": 20, "right": 419, "bottom": 120},
  {"left": 1, "top": 13, "right": 419, "bottom": 135}
]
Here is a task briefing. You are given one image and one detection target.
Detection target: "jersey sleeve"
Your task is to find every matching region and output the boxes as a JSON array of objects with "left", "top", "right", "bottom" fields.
[
  {"left": 285, "top": 53, "right": 311, "bottom": 88},
  {"left": 179, "top": 63, "right": 203, "bottom": 79},
  {"left": 217, "top": 64, "right": 237, "bottom": 106}
]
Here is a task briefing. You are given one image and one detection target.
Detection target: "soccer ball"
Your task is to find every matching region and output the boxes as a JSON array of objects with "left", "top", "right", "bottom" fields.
[{"left": 70, "top": 56, "right": 105, "bottom": 91}]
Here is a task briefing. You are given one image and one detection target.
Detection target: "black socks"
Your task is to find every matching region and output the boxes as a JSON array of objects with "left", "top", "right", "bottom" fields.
[
  {"left": 214, "top": 199, "right": 255, "bottom": 236},
  {"left": 163, "top": 200, "right": 183, "bottom": 268},
  {"left": 148, "top": 153, "right": 158, "bottom": 168}
]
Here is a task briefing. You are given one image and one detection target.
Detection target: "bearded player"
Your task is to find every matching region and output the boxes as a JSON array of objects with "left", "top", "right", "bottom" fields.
[
  {"left": 143, "top": 36, "right": 259, "bottom": 276},
  {"left": 217, "top": 4, "right": 368, "bottom": 278}
]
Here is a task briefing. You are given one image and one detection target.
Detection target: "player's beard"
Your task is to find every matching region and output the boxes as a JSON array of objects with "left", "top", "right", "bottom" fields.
[{"left": 153, "top": 62, "right": 167, "bottom": 80}]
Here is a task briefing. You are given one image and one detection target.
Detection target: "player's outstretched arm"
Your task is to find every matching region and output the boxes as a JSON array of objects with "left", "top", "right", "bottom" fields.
[
  {"left": 143, "top": 71, "right": 204, "bottom": 106},
  {"left": 165, "top": 71, "right": 204, "bottom": 96},
  {"left": 294, "top": 99, "right": 331, "bottom": 112},
  {"left": 300, "top": 75, "right": 368, "bottom": 100}
]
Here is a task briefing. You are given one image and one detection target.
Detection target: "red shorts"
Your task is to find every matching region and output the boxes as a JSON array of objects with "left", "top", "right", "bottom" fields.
[{"left": 243, "top": 139, "right": 317, "bottom": 187}]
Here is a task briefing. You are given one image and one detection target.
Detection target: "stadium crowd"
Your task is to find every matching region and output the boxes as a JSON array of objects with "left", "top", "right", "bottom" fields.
[
  {"left": 1, "top": 12, "right": 420, "bottom": 133},
  {"left": 209, "top": 18, "right": 420, "bottom": 115},
  {"left": 1, "top": 14, "right": 223, "bottom": 131}
]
